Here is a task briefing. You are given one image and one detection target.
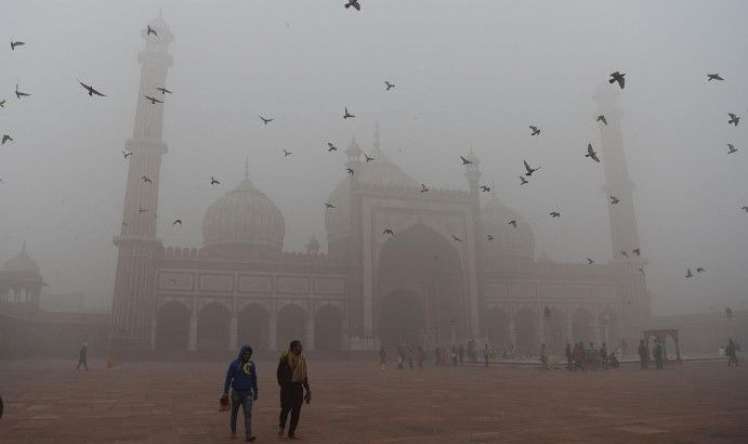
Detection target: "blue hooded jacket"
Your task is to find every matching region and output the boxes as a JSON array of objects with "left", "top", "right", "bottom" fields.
[{"left": 224, "top": 345, "right": 258, "bottom": 395}]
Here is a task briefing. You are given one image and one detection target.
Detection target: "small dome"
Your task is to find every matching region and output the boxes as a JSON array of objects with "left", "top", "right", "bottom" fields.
[
  {"left": 3, "top": 242, "right": 41, "bottom": 275},
  {"left": 481, "top": 193, "right": 534, "bottom": 260},
  {"left": 202, "top": 177, "right": 285, "bottom": 258}
]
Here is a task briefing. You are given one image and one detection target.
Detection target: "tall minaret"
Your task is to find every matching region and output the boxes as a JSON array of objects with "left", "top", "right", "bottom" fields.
[
  {"left": 594, "top": 85, "right": 642, "bottom": 263},
  {"left": 111, "top": 15, "right": 174, "bottom": 352}
]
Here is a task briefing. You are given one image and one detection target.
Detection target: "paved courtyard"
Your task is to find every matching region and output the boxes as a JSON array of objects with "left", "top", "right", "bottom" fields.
[{"left": 1, "top": 359, "right": 746, "bottom": 443}]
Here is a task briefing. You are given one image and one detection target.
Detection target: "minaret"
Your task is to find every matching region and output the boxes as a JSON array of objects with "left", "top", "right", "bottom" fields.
[
  {"left": 594, "top": 85, "right": 642, "bottom": 263},
  {"left": 111, "top": 15, "right": 174, "bottom": 352}
]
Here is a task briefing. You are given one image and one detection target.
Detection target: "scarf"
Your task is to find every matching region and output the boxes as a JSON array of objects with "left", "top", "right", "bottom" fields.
[{"left": 285, "top": 350, "right": 308, "bottom": 383}]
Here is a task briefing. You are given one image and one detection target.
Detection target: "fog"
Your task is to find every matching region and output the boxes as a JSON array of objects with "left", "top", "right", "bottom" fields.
[{"left": 1, "top": 0, "right": 746, "bottom": 316}]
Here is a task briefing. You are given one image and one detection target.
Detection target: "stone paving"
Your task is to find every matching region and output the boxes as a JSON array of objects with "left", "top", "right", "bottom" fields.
[{"left": 1, "top": 359, "right": 747, "bottom": 443}]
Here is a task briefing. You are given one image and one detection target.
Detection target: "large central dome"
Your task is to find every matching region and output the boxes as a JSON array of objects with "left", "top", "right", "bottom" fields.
[{"left": 202, "top": 176, "right": 285, "bottom": 259}]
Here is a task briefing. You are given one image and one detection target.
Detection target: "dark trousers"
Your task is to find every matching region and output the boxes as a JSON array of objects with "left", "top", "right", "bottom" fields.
[
  {"left": 76, "top": 357, "right": 88, "bottom": 370},
  {"left": 279, "top": 383, "right": 304, "bottom": 435},
  {"left": 230, "top": 390, "right": 253, "bottom": 438}
]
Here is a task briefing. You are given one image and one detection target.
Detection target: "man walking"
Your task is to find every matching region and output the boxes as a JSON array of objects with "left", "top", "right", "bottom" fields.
[
  {"left": 638, "top": 339, "right": 648, "bottom": 369},
  {"left": 76, "top": 341, "right": 89, "bottom": 370},
  {"left": 222, "top": 345, "right": 258, "bottom": 442},
  {"left": 277, "top": 340, "right": 311, "bottom": 440},
  {"left": 726, "top": 338, "right": 739, "bottom": 367}
]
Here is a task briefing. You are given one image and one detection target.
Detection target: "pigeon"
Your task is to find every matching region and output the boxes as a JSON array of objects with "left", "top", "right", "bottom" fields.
[
  {"left": 345, "top": 0, "right": 362, "bottom": 11},
  {"left": 529, "top": 125, "right": 541, "bottom": 136},
  {"left": 78, "top": 80, "right": 106, "bottom": 97},
  {"left": 15, "top": 83, "right": 30, "bottom": 99},
  {"left": 10, "top": 40, "right": 25, "bottom": 51},
  {"left": 385, "top": 81, "right": 395, "bottom": 91},
  {"left": 210, "top": 176, "right": 221, "bottom": 185},
  {"left": 327, "top": 142, "right": 338, "bottom": 152},
  {"left": 144, "top": 95, "right": 163, "bottom": 104},
  {"left": 141, "top": 175, "right": 152, "bottom": 183},
  {"left": 550, "top": 211, "right": 560, "bottom": 218},
  {"left": 364, "top": 153, "right": 375, "bottom": 162},
  {"left": 742, "top": 206, "right": 748, "bottom": 213},
  {"left": 725, "top": 307, "right": 733, "bottom": 319},
  {"left": 696, "top": 267, "right": 705, "bottom": 273},
  {"left": 343, "top": 107, "right": 355, "bottom": 119},
  {"left": 706, "top": 73, "right": 724, "bottom": 81},
  {"left": 523, "top": 160, "right": 541, "bottom": 176},
  {"left": 596, "top": 115, "right": 608, "bottom": 125},
  {"left": 156, "top": 87, "right": 173, "bottom": 95},
  {"left": 460, "top": 155, "right": 472, "bottom": 165},
  {"left": 728, "top": 113, "right": 740, "bottom": 126},
  {"left": 620, "top": 250, "right": 628, "bottom": 258},
  {"left": 259, "top": 115, "right": 274, "bottom": 125},
  {"left": 686, "top": 268, "right": 693, "bottom": 278},
  {"left": 727, "top": 144, "right": 738, "bottom": 154},
  {"left": 122, "top": 150, "right": 133, "bottom": 159},
  {"left": 0, "top": 99, "right": 5, "bottom": 108},
  {"left": 452, "top": 235, "right": 463, "bottom": 242},
  {"left": 480, "top": 185, "right": 491, "bottom": 192},
  {"left": 282, "top": 149, "right": 293, "bottom": 158},
  {"left": 609, "top": 71, "right": 626, "bottom": 89},
  {"left": 633, "top": 248, "right": 641, "bottom": 256},
  {"left": 169, "top": 278, "right": 177, "bottom": 285},
  {"left": 519, "top": 176, "right": 529, "bottom": 185},
  {"left": 346, "top": 168, "right": 354, "bottom": 175},
  {"left": 585, "top": 143, "right": 600, "bottom": 162},
  {"left": 586, "top": 258, "right": 595, "bottom": 264},
  {"left": 544, "top": 306, "right": 552, "bottom": 319},
  {"left": 1, "top": 134, "right": 13, "bottom": 145},
  {"left": 420, "top": 184, "right": 429, "bottom": 193},
  {"left": 172, "top": 219, "right": 182, "bottom": 226},
  {"left": 325, "top": 202, "right": 335, "bottom": 209},
  {"left": 508, "top": 220, "right": 517, "bottom": 228},
  {"left": 487, "top": 234, "right": 495, "bottom": 241},
  {"left": 383, "top": 228, "right": 394, "bottom": 236},
  {"left": 146, "top": 25, "right": 158, "bottom": 37},
  {"left": 610, "top": 195, "right": 620, "bottom": 205}
]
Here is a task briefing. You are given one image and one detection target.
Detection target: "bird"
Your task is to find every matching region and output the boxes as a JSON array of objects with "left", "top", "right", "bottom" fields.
[
  {"left": 144, "top": 95, "right": 163, "bottom": 104},
  {"left": 585, "top": 143, "right": 600, "bottom": 163},
  {"left": 480, "top": 185, "right": 491, "bottom": 192},
  {"left": 210, "top": 176, "right": 221, "bottom": 185},
  {"left": 508, "top": 220, "right": 517, "bottom": 228},
  {"left": 725, "top": 307, "right": 733, "bottom": 319},
  {"left": 596, "top": 115, "right": 608, "bottom": 125},
  {"left": 633, "top": 248, "right": 641, "bottom": 256},
  {"left": 10, "top": 40, "right": 25, "bottom": 51},
  {"left": 610, "top": 195, "right": 620, "bottom": 205},
  {"left": 122, "top": 150, "right": 133, "bottom": 159},
  {"left": 420, "top": 184, "right": 429, "bottom": 193},
  {"left": 172, "top": 219, "right": 182, "bottom": 226},
  {"left": 137, "top": 207, "right": 149, "bottom": 214},
  {"left": 146, "top": 25, "right": 158, "bottom": 37},
  {"left": 609, "top": 71, "right": 626, "bottom": 89},
  {"left": 586, "top": 258, "right": 595, "bottom": 264},
  {"left": 168, "top": 278, "right": 177, "bottom": 285},
  {"left": 523, "top": 160, "right": 541, "bottom": 176},
  {"left": 78, "top": 80, "right": 106, "bottom": 97},
  {"left": 620, "top": 250, "right": 629, "bottom": 258},
  {"left": 451, "top": 235, "right": 463, "bottom": 242},
  {"left": 15, "top": 83, "right": 30, "bottom": 99},
  {"left": 345, "top": 0, "right": 361, "bottom": 11},
  {"left": 696, "top": 267, "right": 706, "bottom": 273},
  {"left": 727, "top": 144, "right": 738, "bottom": 154},
  {"left": 0, "top": 177, "right": 3, "bottom": 183},
  {"left": 141, "top": 175, "right": 152, "bottom": 183},
  {"left": 364, "top": 153, "right": 375, "bottom": 162},
  {"left": 460, "top": 155, "right": 472, "bottom": 166},
  {"left": 728, "top": 113, "right": 740, "bottom": 126},
  {"left": 487, "top": 234, "right": 495, "bottom": 241},
  {"left": 383, "top": 228, "right": 394, "bottom": 236},
  {"left": 550, "top": 211, "right": 560, "bottom": 218},
  {"left": 346, "top": 168, "right": 354, "bottom": 175},
  {"left": 529, "top": 125, "right": 541, "bottom": 136},
  {"left": 706, "top": 73, "right": 724, "bottom": 81},
  {"left": 327, "top": 142, "right": 338, "bottom": 152},
  {"left": 155, "top": 87, "right": 173, "bottom": 95},
  {"left": 686, "top": 268, "right": 693, "bottom": 278},
  {"left": 325, "top": 202, "right": 335, "bottom": 209},
  {"left": 259, "top": 115, "right": 274, "bottom": 125},
  {"left": 741, "top": 206, "right": 748, "bottom": 213},
  {"left": 1, "top": 134, "right": 13, "bottom": 145},
  {"left": 519, "top": 176, "right": 529, "bottom": 185},
  {"left": 638, "top": 267, "right": 645, "bottom": 275},
  {"left": 385, "top": 81, "right": 395, "bottom": 91},
  {"left": 343, "top": 107, "right": 355, "bottom": 119},
  {"left": 282, "top": 149, "right": 293, "bottom": 158},
  {"left": 0, "top": 99, "right": 5, "bottom": 108}
]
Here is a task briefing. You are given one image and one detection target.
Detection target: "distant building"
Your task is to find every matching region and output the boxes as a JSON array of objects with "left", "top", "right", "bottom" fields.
[{"left": 40, "top": 292, "right": 85, "bottom": 313}]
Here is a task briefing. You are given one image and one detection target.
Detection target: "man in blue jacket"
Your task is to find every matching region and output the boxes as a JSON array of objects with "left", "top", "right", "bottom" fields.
[{"left": 223, "top": 345, "right": 258, "bottom": 442}]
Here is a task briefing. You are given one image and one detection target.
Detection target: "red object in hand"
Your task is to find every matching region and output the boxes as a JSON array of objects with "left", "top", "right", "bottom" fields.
[{"left": 219, "top": 394, "right": 229, "bottom": 412}]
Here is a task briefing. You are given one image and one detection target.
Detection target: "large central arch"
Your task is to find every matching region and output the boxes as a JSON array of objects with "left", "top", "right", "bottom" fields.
[{"left": 375, "top": 223, "right": 466, "bottom": 348}]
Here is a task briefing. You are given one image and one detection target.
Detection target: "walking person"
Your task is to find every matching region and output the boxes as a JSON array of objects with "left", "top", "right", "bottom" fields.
[
  {"left": 638, "top": 339, "right": 649, "bottom": 369},
  {"left": 654, "top": 339, "right": 664, "bottom": 369},
  {"left": 458, "top": 344, "right": 465, "bottom": 365},
  {"left": 277, "top": 340, "right": 311, "bottom": 440},
  {"left": 483, "top": 343, "right": 490, "bottom": 367},
  {"left": 76, "top": 341, "right": 89, "bottom": 370},
  {"left": 600, "top": 342, "right": 608, "bottom": 370},
  {"left": 565, "top": 343, "right": 573, "bottom": 371},
  {"left": 726, "top": 338, "right": 739, "bottom": 367},
  {"left": 222, "top": 345, "right": 258, "bottom": 442},
  {"left": 378, "top": 346, "right": 387, "bottom": 370}
]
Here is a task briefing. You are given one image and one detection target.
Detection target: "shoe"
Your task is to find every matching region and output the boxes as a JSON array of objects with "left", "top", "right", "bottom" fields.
[
  {"left": 288, "top": 433, "right": 297, "bottom": 440},
  {"left": 278, "top": 427, "right": 284, "bottom": 437},
  {"left": 246, "top": 436, "right": 256, "bottom": 442}
]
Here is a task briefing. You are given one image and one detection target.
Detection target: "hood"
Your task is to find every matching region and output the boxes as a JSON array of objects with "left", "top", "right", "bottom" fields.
[{"left": 238, "top": 345, "right": 253, "bottom": 360}]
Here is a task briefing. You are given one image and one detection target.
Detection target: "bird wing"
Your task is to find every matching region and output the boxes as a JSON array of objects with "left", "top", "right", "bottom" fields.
[
  {"left": 523, "top": 160, "right": 531, "bottom": 171},
  {"left": 460, "top": 156, "right": 469, "bottom": 164},
  {"left": 729, "top": 113, "right": 736, "bottom": 119},
  {"left": 92, "top": 87, "right": 106, "bottom": 97}
]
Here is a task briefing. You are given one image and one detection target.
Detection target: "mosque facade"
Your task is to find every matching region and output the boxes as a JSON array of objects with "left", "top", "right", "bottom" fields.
[{"left": 110, "top": 16, "right": 650, "bottom": 355}]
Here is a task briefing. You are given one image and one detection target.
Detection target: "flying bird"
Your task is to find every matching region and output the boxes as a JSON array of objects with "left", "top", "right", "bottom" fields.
[
  {"left": 696, "top": 267, "right": 705, "bottom": 273},
  {"left": 155, "top": 87, "right": 173, "bottom": 95},
  {"left": 586, "top": 258, "right": 595, "bottom": 264},
  {"left": 451, "top": 235, "right": 463, "bottom": 242},
  {"left": 210, "top": 176, "right": 221, "bottom": 185},
  {"left": 345, "top": 0, "right": 362, "bottom": 11},
  {"left": 633, "top": 248, "right": 641, "bottom": 256},
  {"left": 728, "top": 113, "right": 740, "bottom": 126},
  {"left": 420, "top": 184, "right": 429, "bottom": 193},
  {"left": 519, "top": 176, "right": 529, "bottom": 185},
  {"left": 1, "top": 134, "right": 13, "bottom": 145},
  {"left": 364, "top": 153, "right": 375, "bottom": 162},
  {"left": 385, "top": 81, "right": 395, "bottom": 91},
  {"left": 282, "top": 149, "right": 293, "bottom": 158},
  {"left": 141, "top": 175, "right": 152, "bottom": 183},
  {"left": 523, "top": 160, "right": 540, "bottom": 176},
  {"left": 609, "top": 71, "right": 626, "bottom": 89},
  {"left": 620, "top": 250, "right": 628, "bottom": 258},
  {"left": 596, "top": 115, "right": 608, "bottom": 125},
  {"left": 383, "top": 228, "right": 394, "bottom": 236},
  {"left": 172, "top": 219, "right": 182, "bottom": 226},
  {"left": 529, "top": 125, "right": 541, "bottom": 136},
  {"left": 480, "top": 185, "right": 491, "bottom": 192},
  {"left": 0, "top": 99, "right": 5, "bottom": 108},
  {"left": 343, "top": 107, "right": 355, "bottom": 119},
  {"left": 259, "top": 115, "right": 274, "bottom": 125},
  {"left": 686, "top": 268, "right": 693, "bottom": 278},
  {"left": 327, "top": 142, "right": 337, "bottom": 152},
  {"left": 15, "top": 83, "right": 30, "bottom": 99},
  {"left": 741, "top": 206, "right": 748, "bottom": 213},
  {"left": 508, "top": 220, "right": 517, "bottom": 228},
  {"left": 346, "top": 168, "right": 354, "bottom": 175},
  {"left": 706, "top": 73, "right": 724, "bottom": 81},
  {"left": 460, "top": 155, "right": 472, "bottom": 166},
  {"left": 122, "top": 150, "right": 133, "bottom": 159},
  {"left": 550, "top": 211, "right": 560, "bottom": 218},
  {"left": 10, "top": 40, "right": 25, "bottom": 51},
  {"left": 487, "top": 234, "right": 495, "bottom": 241},
  {"left": 585, "top": 143, "right": 600, "bottom": 163},
  {"left": 137, "top": 207, "right": 149, "bottom": 214},
  {"left": 727, "top": 144, "right": 738, "bottom": 154},
  {"left": 144, "top": 95, "right": 163, "bottom": 104},
  {"left": 610, "top": 195, "right": 620, "bottom": 205},
  {"left": 146, "top": 25, "right": 158, "bottom": 37},
  {"left": 78, "top": 80, "right": 106, "bottom": 97},
  {"left": 325, "top": 202, "right": 335, "bottom": 209}
]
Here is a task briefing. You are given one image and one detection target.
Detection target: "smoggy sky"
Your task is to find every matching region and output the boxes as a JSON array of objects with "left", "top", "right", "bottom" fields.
[{"left": 0, "top": 0, "right": 746, "bottom": 315}]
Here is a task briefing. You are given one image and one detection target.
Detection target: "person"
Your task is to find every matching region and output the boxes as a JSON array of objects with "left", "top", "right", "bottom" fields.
[
  {"left": 451, "top": 346, "right": 458, "bottom": 366},
  {"left": 277, "top": 340, "right": 311, "bottom": 440},
  {"left": 574, "top": 341, "right": 585, "bottom": 371},
  {"left": 638, "top": 339, "right": 648, "bottom": 369},
  {"left": 726, "top": 338, "right": 739, "bottom": 367},
  {"left": 565, "top": 343, "right": 573, "bottom": 371},
  {"left": 458, "top": 344, "right": 465, "bottom": 365},
  {"left": 434, "top": 346, "right": 441, "bottom": 366},
  {"left": 416, "top": 345, "right": 425, "bottom": 369},
  {"left": 407, "top": 345, "right": 414, "bottom": 369},
  {"left": 483, "top": 343, "right": 490, "bottom": 367},
  {"left": 396, "top": 344, "right": 405, "bottom": 369},
  {"left": 378, "top": 346, "right": 387, "bottom": 370},
  {"left": 222, "top": 345, "right": 258, "bottom": 442},
  {"left": 600, "top": 342, "right": 608, "bottom": 370},
  {"left": 76, "top": 341, "right": 89, "bottom": 370},
  {"left": 654, "top": 339, "right": 664, "bottom": 369}
]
